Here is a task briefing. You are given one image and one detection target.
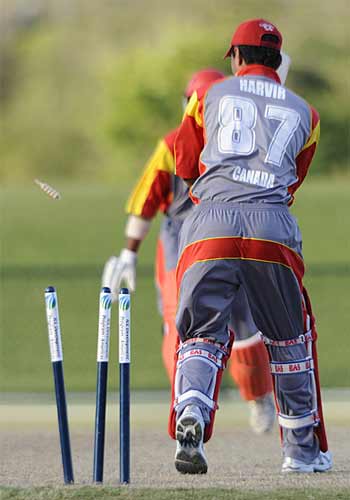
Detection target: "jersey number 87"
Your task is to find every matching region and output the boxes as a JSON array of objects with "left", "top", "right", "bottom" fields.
[{"left": 218, "top": 96, "right": 301, "bottom": 167}]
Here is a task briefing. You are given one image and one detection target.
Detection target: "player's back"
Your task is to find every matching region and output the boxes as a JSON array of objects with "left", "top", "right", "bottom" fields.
[{"left": 193, "top": 74, "right": 314, "bottom": 205}]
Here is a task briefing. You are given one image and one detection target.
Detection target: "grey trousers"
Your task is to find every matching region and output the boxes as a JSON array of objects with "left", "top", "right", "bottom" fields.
[{"left": 175, "top": 202, "right": 320, "bottom": 463}]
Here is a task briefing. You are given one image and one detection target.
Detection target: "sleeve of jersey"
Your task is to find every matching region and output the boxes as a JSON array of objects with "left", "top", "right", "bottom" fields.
[
  {"left": 289, "top": 106, "right": 320, "bottom": 201},
  {"left": 175, "top": 91, "right": 204, "bottom": 180},
  {"left": 125, "top": 139, "right": 174, "bottom": 218}
]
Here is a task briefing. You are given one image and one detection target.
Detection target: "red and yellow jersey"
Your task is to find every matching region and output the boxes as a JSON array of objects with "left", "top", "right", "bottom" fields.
[
  {"left": 175, "top": 65, "right": 320, "bottom": 206},
  {"left": 126, "top": 129, "right": 177, "bottom": 218},
  {"left": 126, "top": 127, "right": 193, "bottom": 220}
]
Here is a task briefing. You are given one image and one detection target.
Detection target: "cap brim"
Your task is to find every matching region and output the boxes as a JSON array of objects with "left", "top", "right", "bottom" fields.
[{"left": 223, "top": 46, "right": 232, "bottom": 59}]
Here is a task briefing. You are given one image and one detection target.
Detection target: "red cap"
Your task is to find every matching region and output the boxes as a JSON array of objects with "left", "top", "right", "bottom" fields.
[
  {"left": 184, "top": 68, "right": 225, "bottom": 98},
  {"left": 224, "top": 18, "right": 282, "bottom": 58}
]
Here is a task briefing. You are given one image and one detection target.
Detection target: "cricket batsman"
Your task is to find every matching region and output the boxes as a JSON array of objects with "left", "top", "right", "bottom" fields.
[
  {"left": 102, "top": 66, "right": 295, "bottom": 434},
  {"left": 172, "top": 18, "right": 332, "bottom": 474}
]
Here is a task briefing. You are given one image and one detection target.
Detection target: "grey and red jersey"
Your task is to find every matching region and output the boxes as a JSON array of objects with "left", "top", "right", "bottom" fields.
[{"left": 175, "top": 65, "right": 320, "bottom": 205}]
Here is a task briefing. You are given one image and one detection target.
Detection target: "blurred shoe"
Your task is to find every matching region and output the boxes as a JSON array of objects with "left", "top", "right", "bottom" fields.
[
  {"left": 175, "top": 405, "right": 208, "bottom": 474},
  {"left": 282, "top": 450, "right": 333, "bottom": 473},
  {"left": 249, "top": 392, "right": 275, "bottom": 434}
]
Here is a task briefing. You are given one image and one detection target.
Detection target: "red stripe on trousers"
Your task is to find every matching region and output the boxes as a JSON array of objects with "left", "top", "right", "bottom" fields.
[{"left": 176, "top": 237, "right": 305, "bottom": 291}]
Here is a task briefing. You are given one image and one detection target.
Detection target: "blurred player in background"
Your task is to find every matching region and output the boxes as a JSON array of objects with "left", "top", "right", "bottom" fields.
[
  {"left": 102, "top": 66, "right": 297, "bottom": 434},
  {"left": 172, "top": 18, "right": 331, "bottom": 474}
]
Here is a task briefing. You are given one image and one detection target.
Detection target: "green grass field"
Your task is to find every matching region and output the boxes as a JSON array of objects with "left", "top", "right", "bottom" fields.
[{"left": 1, "top": 177, "right": 349, "bottom": 391}]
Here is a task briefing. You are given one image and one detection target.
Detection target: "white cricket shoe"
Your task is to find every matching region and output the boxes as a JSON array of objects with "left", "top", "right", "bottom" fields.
[
  {"left": 282, "top": 450, "right": 333, "bottom": 473},
  {"left": 175, "top": 405, "right": 208, "bottom": 474},
  {"left": 249, "top": 392, "right": 275, "bottom": 434}
]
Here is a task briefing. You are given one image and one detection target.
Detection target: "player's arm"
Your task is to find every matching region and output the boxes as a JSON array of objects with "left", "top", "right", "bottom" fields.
[
  {"left": 102, "top": 138, "right": 174, "bottom": 298},
  {"left": 288, "top": 106, "right": 320, "bottom": 203},
  {"left": 122, "top": 138, "right": 174, "bottom": 250},
  {"left": 175, "top": 91, "right": 204, "bottom": 185}
]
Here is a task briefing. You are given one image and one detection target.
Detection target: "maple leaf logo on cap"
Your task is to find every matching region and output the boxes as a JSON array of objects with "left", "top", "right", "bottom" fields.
[{"left": 259, "top": 22, "right": 275, "bottom": 32}]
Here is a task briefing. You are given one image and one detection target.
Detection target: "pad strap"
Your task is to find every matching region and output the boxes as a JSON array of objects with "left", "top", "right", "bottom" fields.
[
  {"left": 178, "top": 348, "right": 223, "bottom": 369},
  {"left": 260, "top": 330, "right": 313, "bottom": 347},
  {"left": 174, "top": 389, "right": 217, "bottom": 410},
  {"left": 270, "top": 357, "right": 314, "bottom": 375},
  {"left": 278, "top": 410, "right": 319, "bottom": 429},
  {"left": 178, "top": 337, "right": 230, "bottom": 356}
]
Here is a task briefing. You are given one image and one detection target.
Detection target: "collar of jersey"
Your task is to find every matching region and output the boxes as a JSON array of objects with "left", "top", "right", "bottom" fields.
[{"left": 236, "top": 64, "right": 281, "bottom": 84}]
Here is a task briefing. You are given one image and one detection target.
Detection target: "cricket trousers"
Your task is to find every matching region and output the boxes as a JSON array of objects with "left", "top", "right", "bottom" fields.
[
  {"left": 155, "top": 216, "right": 272, "bottom": 395},
  {"left": 169, "top": 201, "right": 328, "bottom": 463}
]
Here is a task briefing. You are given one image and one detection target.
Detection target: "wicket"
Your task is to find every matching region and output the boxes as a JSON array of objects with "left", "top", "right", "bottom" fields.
[
  {"left": 45, "top": 285, "right": 131, "bottom": 484},
  {"left": 44, "top": 286, "right": 74, "bottom": 484},
  {"left": 119, "top": 288, "right": 131, "bottom": 484},
  {"left": 93, "top": 287, "right": 112, "bottom": 483}
]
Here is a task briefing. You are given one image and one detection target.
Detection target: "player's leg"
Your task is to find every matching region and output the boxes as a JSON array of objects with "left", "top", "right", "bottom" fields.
[
  {"left": 154, "top": 238, "right": 166, "bottom": 317},
  {"left": 228, "top": 287, "right": 274, "bottom": 433},
  {"left": 240, "top": 260, "right": 331, "bottom": 472},
  {"left": 300, "top": 286, "right": 329, "bottom": 455},
  {"left": 160, "top": 267, "right": 178, "bottom": 383},
  {"left": 169, "top": 259, "right": 237, "bottom": 473},
  {"left": 155, "top": 219, "right": 182, "bottom": 383}
]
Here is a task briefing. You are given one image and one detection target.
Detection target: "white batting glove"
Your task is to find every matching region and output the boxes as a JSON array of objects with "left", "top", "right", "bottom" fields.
[{"left": 102, "top": 249, "right": 137, "bottom": 300}]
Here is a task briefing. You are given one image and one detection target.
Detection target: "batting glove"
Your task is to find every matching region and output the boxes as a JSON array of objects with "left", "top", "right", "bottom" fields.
[{"left": 102, "top": 249, "right": 137, "bottom": 301}]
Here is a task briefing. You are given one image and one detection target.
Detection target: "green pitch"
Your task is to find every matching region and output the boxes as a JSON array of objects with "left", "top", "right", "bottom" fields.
[{"left": 1, "top": 177, "right": 349, "bottom": 391}]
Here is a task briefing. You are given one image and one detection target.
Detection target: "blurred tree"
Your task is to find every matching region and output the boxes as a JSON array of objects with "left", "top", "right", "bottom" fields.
[{"left": 0, "top": 0, "right": 348, "bottom": 183}]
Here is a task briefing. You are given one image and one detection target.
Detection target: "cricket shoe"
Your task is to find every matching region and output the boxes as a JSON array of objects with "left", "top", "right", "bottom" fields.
[
  {"left": 249, "top": 392, "right": 275, "bottom": 434},
  {"left": 282, "top": 450, "right": 333, "bottom": 473},
  {"left": 175, "top": 405, "right": 208, "bottom": 474}
]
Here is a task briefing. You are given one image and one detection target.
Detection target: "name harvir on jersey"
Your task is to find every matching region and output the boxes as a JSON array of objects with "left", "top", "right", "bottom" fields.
[
  {"left": 230, "top": 78, "right": 287, "bottom": 190},
  {"left": 239, "top": 78, "right": 286, "bottom": 100}
]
